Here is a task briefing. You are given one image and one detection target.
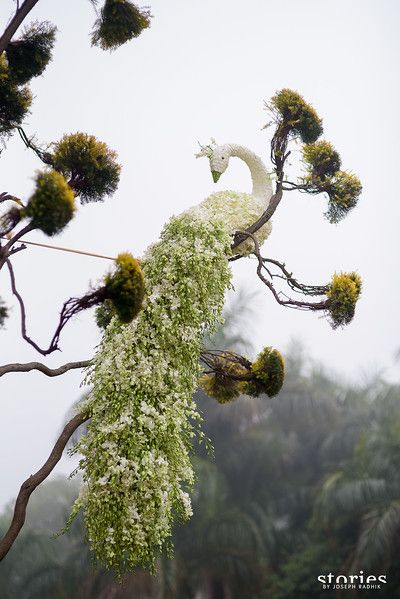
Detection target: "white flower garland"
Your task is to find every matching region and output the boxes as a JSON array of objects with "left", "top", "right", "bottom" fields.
[{"left": 69, "top": 171, "right": 271, "bottom": 574}]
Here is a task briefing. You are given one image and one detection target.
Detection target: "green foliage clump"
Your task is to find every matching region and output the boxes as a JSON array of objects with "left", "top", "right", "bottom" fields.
[
  {"left": 271, "top": 88, "right": 323, "bottom": 143},
  {"left": 0, "top": 298, "right": 8, "bottom": 328},
  {"left": 302, "top": 140, "right": 341, "bottom": 181},
  {"left": 327, "top": 271, "right": 362, "bottom": 328},
  {"left": 104, "top": 252, "right": 144, "bottom": 323},
  {"left": 199, "top": 354, "right": 247, "bottom": 404},
  {"left": 95, "top": 298, "right": 115, "bottom": 330},
  {"left": 5, "top": 21, "right": 56, "bottom": 85},
  {"left": 244, "top": 347, "right": 285, "bottom": 398},
  {"left": 0, "top": 54, "right": 32, "bottom": 138},
  {"left": 24, "top": 170, "right": 76, "bottom": 236},
  {"left": 51, "top": 132, "right": 121, "bottom": 203},
  {"left": 199, "top": 372, "right": 241, "bottom": 404},
  {"left": 92, "top": 0, "right": 151, "bottom": 51},
  {"left": 324, "top": 170, "right": 362, "bottom": 223}
]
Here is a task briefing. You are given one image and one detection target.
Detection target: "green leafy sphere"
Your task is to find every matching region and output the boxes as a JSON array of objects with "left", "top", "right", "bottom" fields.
[
  {"left": 104, "top": 252, "right": 145, "bottom": 323},
  {"left": 327, "top": 271, "right": 362, "bottom": 328},
  {"left": 324, "top": 171, "right": 362, "bottom": 223},
  {"left": 302, "top": 140, "right": 341, "bottom": 181},
  {"left": 24, "top": 170, "right": 76, "bottom": 236},
  {"left": 51, "top": 132, "right": 121, "bottom": 203},
  {"left": 92, "top": 0, "right": 151, "bottom": 51},
  {"left": 0, "top": 54, "right": 32, "bottom": 138},
  {"left": 244, "top": 347, "right": 285, "bottom": 398},
  {"left": 5, "top": 21, "right": 56, "bottom": 85},
  {"left": 271, "top": 88, "right": 323, "bottom": 143}
]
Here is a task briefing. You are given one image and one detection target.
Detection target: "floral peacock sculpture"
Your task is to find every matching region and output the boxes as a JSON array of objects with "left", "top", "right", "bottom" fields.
[{"left": 69, "top": 89, "right": 363, "bottom": 575}]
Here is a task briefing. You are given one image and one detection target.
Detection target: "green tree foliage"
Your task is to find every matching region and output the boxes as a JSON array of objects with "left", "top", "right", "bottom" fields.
[
  {"left": 270, "top": 88, "right": 323, "bottom": 143},
  {"left": 5, "top": 21, "right": 56, "bottom": 85},
  {"left": 23, "top": 170, "right": 76, "bottom": 236},
  {"left": 92, "top": 0, "right": 152, "bottom": 50},
  {"left": 326, "top": 271, "right": 362, "bottom": 328},
  {"left": 267, "top": 88, "right": 362, "bottom": 222},
  {"left": 51, "top": 132, "right": 121, "bottom": 203},
  {"left": 0, "top": 54, "right": 32, "bottom": 139},
  {"left": 103, "top": 252, "right": 145, "bottom": 322}
]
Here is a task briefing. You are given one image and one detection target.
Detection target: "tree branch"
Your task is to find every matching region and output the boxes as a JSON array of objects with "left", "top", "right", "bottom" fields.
[
  {"left": 0, "top": 223, "right": 35, "bottom": 271},
  {"left": 231, "top": 189, "right": 283, "bottom": 250},
  {"left": 0, "top": 411, "right": 89, "bottom": 561},
  {"left": 0, "top": 0, "right": 40, "bottom": 53},
  {"left": 0, "top": 359, "right": 91, "bottom": 378},
  {"left": 235, "top": 231, "right": 329, "bottom": 312},
  {"left": 6, "top": 259, "right": 106, "bottom": 355}
]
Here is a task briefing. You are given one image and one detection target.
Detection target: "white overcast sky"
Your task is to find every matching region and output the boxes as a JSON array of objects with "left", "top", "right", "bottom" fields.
[{"left": 0, "top": 0, "right": 399, "bottom": 509}]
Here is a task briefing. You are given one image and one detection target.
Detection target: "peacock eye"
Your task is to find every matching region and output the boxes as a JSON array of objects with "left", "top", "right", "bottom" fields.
[{"left": 222, "top": 157, "right": 225, "bottom": 160}]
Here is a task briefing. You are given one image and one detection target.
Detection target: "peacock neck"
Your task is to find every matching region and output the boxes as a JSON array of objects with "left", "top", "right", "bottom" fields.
[{"left": 228, "top": 144, "right": 272, "bottom": 203}]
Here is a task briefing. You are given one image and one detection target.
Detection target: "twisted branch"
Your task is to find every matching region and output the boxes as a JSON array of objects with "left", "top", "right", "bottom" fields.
[
  {"left": 235, "top": 231, "right": 330, "bottom": 313},
  {"left": 0, "top": 359, "right": 91, "bottom": 378},
  {"left": 6, "top": 259, "right": 106, "bottom": 355},
  {"left": 0, "top": 411, "right": 89, "bottom": 561}
]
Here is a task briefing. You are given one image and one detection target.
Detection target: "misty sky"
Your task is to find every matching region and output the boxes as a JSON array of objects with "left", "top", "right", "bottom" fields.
[{"left": 0, "top": 0, "right": 399, "bottom": 509}]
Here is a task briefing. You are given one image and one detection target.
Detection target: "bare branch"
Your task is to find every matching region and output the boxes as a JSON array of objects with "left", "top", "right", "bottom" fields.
[
  {"left": 6, "top": 259, "right": 106, "bottom": 356},
  {"left": 231, "top": 189, "right": 283, "bottom": 250},
  {"left": 231, "top": 119, "right": 296, "bottom": 252},
  {"left": 0, "top": 0, "right": 40, "bottom": 53},
  {"left": 0, "top": 411, "right": 89, "bottom": 561},
  {"left": 0, "top": 359, "right": 91, "bottom": 378},
  {"left": 0, "top": 223, "right": 35, "bottom": 271},
  {"left": 263, "top": 257, "right": 328, "bottom": 297},
  {"left": 235, "top": 230, "right": 329, "bottom": 313}
]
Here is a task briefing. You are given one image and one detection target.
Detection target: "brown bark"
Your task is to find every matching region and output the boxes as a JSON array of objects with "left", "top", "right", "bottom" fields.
[
  {"left": 0, "top": 411, "right": 88, "bottom": 561},
  {"left": 0, "top": 0, "right": 40, "bottom": 54}
]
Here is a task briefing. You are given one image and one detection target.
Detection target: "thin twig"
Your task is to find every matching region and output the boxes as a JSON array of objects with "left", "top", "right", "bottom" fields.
[
  {"left": 0, "top": 359, "right": 91, "bottom": 378},
  {"left": 0, "top": 412, "right": 89, "bottom": 561}
]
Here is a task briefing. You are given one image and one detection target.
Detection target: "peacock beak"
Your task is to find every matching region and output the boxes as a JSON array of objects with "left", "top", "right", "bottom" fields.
[{"left": 212, "top": 170, "right": 221, "bottom": 183}]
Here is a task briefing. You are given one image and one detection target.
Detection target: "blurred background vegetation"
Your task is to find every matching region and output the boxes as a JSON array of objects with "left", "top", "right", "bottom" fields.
[{"left": 1, "top": 295, "right": 399, "bottom": 598}]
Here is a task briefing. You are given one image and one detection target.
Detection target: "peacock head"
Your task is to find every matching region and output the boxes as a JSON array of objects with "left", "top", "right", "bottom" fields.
[{"left": 196, "top": 140, "right": 231, "bottom": 183}]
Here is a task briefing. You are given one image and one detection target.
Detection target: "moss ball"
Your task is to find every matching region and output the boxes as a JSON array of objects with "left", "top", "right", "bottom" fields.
[
  {"left": 0, "top": 54, "right": 32, "bottom": 137},
  {"left": 24, "top": 170, "right": 76, "bottom": 236},
  {"left": 303, "top": 140, "right": 341, "bottom": 180},
  {"left": 248, "top": 347, "right": 285, "bottom": 398},
  {"left": 327, "top": 272, "right": 362, "bottom": 328},
  {"left": 324, "top": 171, "right": 362, "bottom": 223},
  {"left": 104, "top": 252, "right": 144, "bottom": 323},
  {"left": 92, "top": 0, "right": 151, "bottom": 51},
  {"left": 271, "top": 88, "right": 323, "bottom": 143},
  {"left": 6, "top": 21, "right": 56, "bottom": 85},
  {"left": 51, "top": 132, "right": 121, "bottom": 203}
]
